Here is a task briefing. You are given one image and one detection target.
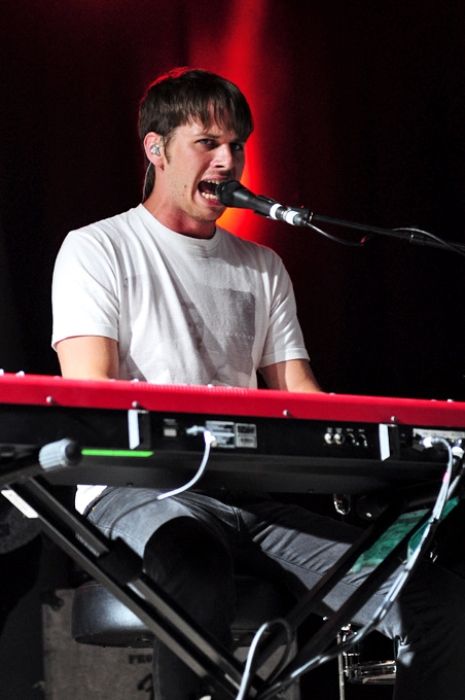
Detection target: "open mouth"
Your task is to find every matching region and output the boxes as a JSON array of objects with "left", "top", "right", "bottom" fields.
[{"left": 198, "top": 180, "right": 222, "bottom": 201}]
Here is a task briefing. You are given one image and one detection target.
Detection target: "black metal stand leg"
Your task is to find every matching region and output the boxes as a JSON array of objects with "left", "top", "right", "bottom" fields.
[
  {"left": 251, "top": 503, "right": 403, "bottom": 674},
  {"left": 9, "top": 475, "right": 261, "bottom": 699},
  {"left": 257, "top": 507, "right": 431, "bottom": 700}
]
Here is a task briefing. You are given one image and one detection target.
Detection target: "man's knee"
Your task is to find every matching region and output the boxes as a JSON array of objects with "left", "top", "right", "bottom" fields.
[{"left": 143, "top": 516, "right": 235, "bottom": 620}]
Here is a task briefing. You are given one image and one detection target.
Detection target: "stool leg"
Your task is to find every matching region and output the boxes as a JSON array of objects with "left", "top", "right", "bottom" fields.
[{"left": 336, "top": 648, "right": 346, "bottom": 700}]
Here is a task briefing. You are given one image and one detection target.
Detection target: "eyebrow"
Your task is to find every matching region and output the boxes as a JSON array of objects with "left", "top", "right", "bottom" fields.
[{"left": 198, "top": 131, "right": 243, "bottom": 142}]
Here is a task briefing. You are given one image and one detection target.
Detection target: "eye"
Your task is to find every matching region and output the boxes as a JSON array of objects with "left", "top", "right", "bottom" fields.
[
  {"left": 197, "top": 138, "right": 216, "bottom": 148},
  {"left": 231, "top": 142, "right": 244, "bottom": 153}
]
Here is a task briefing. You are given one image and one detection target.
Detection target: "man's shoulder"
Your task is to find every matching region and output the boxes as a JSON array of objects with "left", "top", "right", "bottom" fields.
[
  {"left": 70, "top": 204, "right": 144, "bottom": 241},
  {"left": 217, "top": 227, "right": 283, "bottom": 265}
]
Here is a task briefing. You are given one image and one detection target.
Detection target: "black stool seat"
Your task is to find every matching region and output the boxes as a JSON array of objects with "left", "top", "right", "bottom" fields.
[{"left": 72, "top": 576, "right": 292, "bottom": 648}]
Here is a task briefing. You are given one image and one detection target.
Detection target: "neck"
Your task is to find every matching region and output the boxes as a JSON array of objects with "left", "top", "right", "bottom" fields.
[{"left": 143, "top": 196, "right": 216, "bottom": 239}]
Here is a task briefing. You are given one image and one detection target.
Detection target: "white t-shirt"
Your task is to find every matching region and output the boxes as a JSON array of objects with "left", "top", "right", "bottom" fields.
[{"left": 52, "top": 204, "right": 310, "bottom": 510}]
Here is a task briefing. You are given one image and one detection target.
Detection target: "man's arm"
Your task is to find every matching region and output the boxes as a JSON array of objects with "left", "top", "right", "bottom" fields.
[
  {"left": 56, "top": 336, "right": 119, "bottom": 380},
  {"left": 260, "top": 359, "right": 321, "bottom": 393}
]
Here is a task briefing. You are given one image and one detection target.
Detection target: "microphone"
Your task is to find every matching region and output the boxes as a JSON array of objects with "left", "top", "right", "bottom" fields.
[{"left": 216, "top": 180, "right": 310, "bottom": 227}]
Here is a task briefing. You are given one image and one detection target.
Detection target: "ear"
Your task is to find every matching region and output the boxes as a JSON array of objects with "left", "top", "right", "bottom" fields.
[{"left": 143, "top": 132, "right": 164, "bottom": 164}]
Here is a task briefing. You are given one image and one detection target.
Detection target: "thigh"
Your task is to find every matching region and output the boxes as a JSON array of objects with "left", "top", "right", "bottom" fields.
[
  {"left": 239, "top": 499, "right": 465, "bottom": 640},
  {"left": 238, "top": 498, "right": 405, "bottom": 621},
  {"left": 239, "top": 499, "right": 362, "bottom": 584},
  {"left": 86, "top": 487, "right": 241, "bottom": 557}
]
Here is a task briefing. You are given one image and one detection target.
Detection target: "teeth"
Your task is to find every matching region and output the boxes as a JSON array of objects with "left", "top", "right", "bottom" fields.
[{"left": 198, "top": 179, "right": 221, "bottom": 200}]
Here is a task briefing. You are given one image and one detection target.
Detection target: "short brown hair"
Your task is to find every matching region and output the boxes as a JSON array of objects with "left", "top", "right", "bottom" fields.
[{"left": 139, "top": 67, "right": 253, "bottom": 144}]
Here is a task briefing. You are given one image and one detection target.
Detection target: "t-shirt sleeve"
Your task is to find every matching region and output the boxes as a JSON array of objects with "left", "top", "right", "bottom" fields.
[
  {"left": 259, "top": 252, "right": 310, "bottom": 368},
  {"left": 51, "top": 229, "right": 119, "bottom": 349}
]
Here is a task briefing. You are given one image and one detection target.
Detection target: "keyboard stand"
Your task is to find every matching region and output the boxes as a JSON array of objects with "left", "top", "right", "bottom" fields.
[{"left": 3, "top": 445, "right": 448, "bottom": 699}]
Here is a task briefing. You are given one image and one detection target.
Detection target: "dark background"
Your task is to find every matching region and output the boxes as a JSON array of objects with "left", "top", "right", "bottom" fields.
[
  {"left": 1, "top": 1, "right": 464, "bottom": 697},
  {"left": 1, "top": 0, "right": 465, "bottom": 399}
]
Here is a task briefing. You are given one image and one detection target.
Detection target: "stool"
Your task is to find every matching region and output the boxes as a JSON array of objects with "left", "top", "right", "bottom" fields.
[{"left": 72, "top": 576, "right": 300, "bottom": 698}]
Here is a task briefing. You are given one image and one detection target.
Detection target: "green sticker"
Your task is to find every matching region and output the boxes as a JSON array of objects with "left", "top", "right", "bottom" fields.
[{"left": 350, "top": 498, "right": 458, "bottom": 573}]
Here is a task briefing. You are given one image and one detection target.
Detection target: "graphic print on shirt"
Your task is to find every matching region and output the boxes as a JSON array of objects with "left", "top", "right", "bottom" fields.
[
  {"left": 178, "top": 286, "right": 255, "bottom": 386},
  {"left": 121, "top": 271, "right": 256, "bottom": 386}
]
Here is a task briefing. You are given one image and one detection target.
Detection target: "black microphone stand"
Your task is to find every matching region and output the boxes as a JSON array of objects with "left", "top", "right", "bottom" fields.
[
  {"left": 217, "top": 180, "right": 465, "bottom": 258},
  {"left": 300, "top": 207, "right": 465, "bottom": 258}
]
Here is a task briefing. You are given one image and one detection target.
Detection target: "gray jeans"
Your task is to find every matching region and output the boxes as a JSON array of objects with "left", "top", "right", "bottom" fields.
[{"left": 87, "top": 488, "right": 465, "bottom": 700}]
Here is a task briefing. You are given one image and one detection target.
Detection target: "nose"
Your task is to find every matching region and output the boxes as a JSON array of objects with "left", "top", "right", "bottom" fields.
[{"left": 212, "top": 143, "right": 236, "bottom": 171}]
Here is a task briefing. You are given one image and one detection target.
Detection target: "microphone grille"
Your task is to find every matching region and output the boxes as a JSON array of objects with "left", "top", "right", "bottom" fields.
[{"left": 216, "top": 180, "right": 242, "bottom": 206}]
